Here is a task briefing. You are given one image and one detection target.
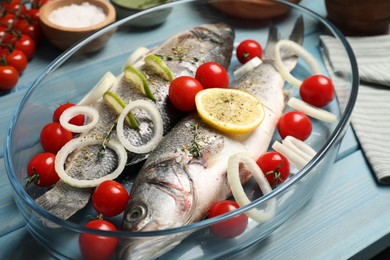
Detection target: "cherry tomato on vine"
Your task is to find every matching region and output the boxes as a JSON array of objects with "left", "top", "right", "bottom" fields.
[
  {"left": 53, "top": 103, "right": 85, "bottom": 126},
  {"left": 14, "top": 19, "right": 43, "bottom": 43},
  {"left": 26, "top": 152, "right": 59, "bottom": 187},
  {"left": 25, "top": 8, "right": 40, "bottom": 22},
  {"left": 92, "top": 180, "right": 129, "bottom": 217},
  {"left": 208, "top": 200, "right": 248, "bottom": 239},
  {"left": 40, "top": 122, "right": 73, "bottom": 154},
  {"left": 14, "top": 34, "right": 36, "bottom": 60},
  {"left": 0, "top": 65, "right": 19, "bottom": 91},
  {"left": 0, "top": 13, "right": 16, "bottom": 28},
  {"left": 1, "top": 48, "right": 28, "bottom": 74},
  {"left": 256, "top": 151, "right": 290, "bottom": 188},
  {"left": 195, "top": 62, "right": 229, "bottom": 89},
  {"left": 236, "top": 39, "right": 262, "bottom": 64},
  {"left": 79, "top": 219, "right": 118, "bottom": 260},
  {"left": 300, "top": 75, "right": 335, "bottom": 107},
  {"left": 0, "top": 26, "right": 15, "bottom": 44},
  {"left": 277, "top": 111, "right": 312, "bottom": 141},
  {"left": 2, "top": 1, "right": 27, "bottom": 15},
  {"left": 169, "top": 76, "right": 203, "bottom": 111}
]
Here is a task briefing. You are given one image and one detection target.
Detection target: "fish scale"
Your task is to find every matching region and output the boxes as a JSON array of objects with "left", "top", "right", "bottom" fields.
[
  {"left": 120, "top": 17, "right": 304, "bottom": 260},
  {"left": 34, "top": 23, "right": 235, "bottom": 220}
]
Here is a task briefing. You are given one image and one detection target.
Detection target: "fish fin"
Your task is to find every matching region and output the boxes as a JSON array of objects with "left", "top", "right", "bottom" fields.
[
  {"left": 289, "top": 15, "right": 304, "bottom": 45},
  {"left": 262, "top": 22, "right": 281, "bottom": 60}
]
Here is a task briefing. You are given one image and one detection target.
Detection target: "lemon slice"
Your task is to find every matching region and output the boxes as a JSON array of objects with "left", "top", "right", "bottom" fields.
[
  {"left": 124, "top": 65, "right": 155, "bottom": 101},
  {"left": 144, "top": 54, "right": 173, "bottom": 81},
  {"left": 103, "top": 91, "right": 139, "bottom": 129},
  {"left": 195, "top": 88, "right": 265, "bottom": 134}
]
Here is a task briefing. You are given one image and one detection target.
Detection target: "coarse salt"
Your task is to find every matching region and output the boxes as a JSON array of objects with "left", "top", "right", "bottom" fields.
[{"left": 48, "top": 2, "right": 107, "bottom": 28}]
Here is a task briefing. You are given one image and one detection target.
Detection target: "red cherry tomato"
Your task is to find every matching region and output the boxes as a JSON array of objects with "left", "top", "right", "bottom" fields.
[
  {"left": 79, "top": 219, "right": 118, "bottom": 260},
  {"left": 26, "top": 152, "right": 59, "bottom": 187},
  {"left": 53, "top": 103, "right": 85, "bottom": 126},
  {"left": 208, "top": 200, "right": 248, "bottom": 239},
  {"left": 277, "top": 111, "right": 312, "bottom": 141},
  {"left": 1, "top": 48, "right": 28, "bottom": 74},
  {"left": 300, "top": 75, "right": 335, "bottom": 107},
  {"left": 92, "top": 180, "right": 129, "bottom": 217},
  {"left": 0, "top": 65, "right": 19, "bottom": 91},
  {"left": 0, "top": 26, "right": 15, "bottom": 44},
  {"left": 2, "top": 1, "right": 26, "bottom": 15},
  {"left": 256, "top": 151, "right": 290, "bottom": 188},
  {"left": 13, "top": 18, "right": 43, "bottom": 43},
  {"left": 0, "top": 13, "right": 16, "bottom": 27},
  {"left": 25, "top": 8, "right": 40, "bottom": 22},
  {"left": 236, "top": 39, "right": 262, "bottom": 64},
  {"left": 40, "top": 122, "right": 73, "bottom": 154},
  {"left": 14, "top": 34, "right": 36, "bottom": 60},
  {"left": 168, "top": 76, "right": 203, "bottom": 111},
  {"left": 195, "top": 62, "right": 229, "bottom": 89}
]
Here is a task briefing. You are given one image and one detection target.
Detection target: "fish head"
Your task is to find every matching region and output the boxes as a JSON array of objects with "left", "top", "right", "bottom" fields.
[{"left": 120, "top": 156, "right": 196, "bottom": 259}]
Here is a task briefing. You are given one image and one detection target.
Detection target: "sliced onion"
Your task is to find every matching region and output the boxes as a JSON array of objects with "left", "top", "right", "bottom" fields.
[
  {"left": 272, "top": 138, "right": 315, "bottom": 171},
  {"left": 233, "top": 57, "right": 263, "bottom": 79},
  {"left": 273, "top": 39, "right": 322, "bottom": 87},
  {"left": 78, "top": 72, "right": 116, "bottom": 106},
  {"left": 55, "top": 137, "right": 127, "bottom": 188},
  {"left": 227, "top": 152, "right": 276, "bottom": 222},
  {"left": 283, "top": 135, "right": 316, "bottom": 162},
  {"left": 287, "top": 97, "right": 337, "bottom": 122},
  {"left": 59, "top": 106, "right": 99, "bottom": 133},
  {"left": 123, "top": 47, "right": 150, "bottom": 69},
  {"left": 117, "top": 99, "right": 163, "bottom": 154}
]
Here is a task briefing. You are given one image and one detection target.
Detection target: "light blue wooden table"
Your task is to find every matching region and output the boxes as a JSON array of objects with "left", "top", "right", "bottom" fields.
[{"left": 1, "top": 1, "right": 389, "bottom": 259}]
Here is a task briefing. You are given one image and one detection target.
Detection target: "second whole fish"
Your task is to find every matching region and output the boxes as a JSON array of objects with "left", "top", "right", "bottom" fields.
[{"left": 120, "top": 17, "right": 304, "bottom": 260}]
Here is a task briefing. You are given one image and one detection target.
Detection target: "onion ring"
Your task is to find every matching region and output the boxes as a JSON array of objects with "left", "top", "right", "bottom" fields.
[
  {"left": 59, "top": 105, "right": 99, "bottom": 133},
  {"left": 227, "top": 152, "right": 276, "bottom": 222},
  {"left": 273, "top": 39, "right": 322, "bottom": 87},
  {"left": 287, "top": 97, "right": 337, "bottom": 122},
  {"left": 283, "top": 135, "right": 316, "bottom": 162},
  {"left": 117, "top": 99, "right": 163, "bottom": 154},
  {"left": 272, "top": 140, "right": 308, "bottom": 170},
  {"left": 55, "top": 138, "right": 127, "bottom": 188},
  {"left": 78, "top": 71, "right": 116, "bottom": 106}
]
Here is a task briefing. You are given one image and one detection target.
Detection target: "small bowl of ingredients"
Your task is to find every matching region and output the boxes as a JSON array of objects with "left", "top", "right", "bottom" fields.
[
  {"left": 39, "top": 0, "right": 116, "bottom": 52},
  {"left": 110, "top": 0, "right": 172, "bottom": 27}
]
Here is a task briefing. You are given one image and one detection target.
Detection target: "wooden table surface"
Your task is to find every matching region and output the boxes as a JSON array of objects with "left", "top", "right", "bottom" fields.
[{"left": 1, "top": 1, "right": 389, "bottom": 259}]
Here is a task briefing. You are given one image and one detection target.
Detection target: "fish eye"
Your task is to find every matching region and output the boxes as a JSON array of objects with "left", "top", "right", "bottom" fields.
[{"left": 126, "top": 205, "right": 146, "bottom": 222}]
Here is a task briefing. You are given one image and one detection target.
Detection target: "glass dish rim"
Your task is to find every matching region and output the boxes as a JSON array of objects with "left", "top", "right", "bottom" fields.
[{"left": 4, "top": 0, "right": 359, "bottom": 238}]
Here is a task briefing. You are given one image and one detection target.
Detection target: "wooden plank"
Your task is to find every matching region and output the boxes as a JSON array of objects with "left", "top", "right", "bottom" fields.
[{"left": 0, "top": 158, "right": 24, "bottom": 237}]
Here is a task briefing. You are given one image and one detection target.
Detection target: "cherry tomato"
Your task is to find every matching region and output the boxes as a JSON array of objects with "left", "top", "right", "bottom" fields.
[
  {"left": 24, "top": 9, "right": 40, "bottom": 22},
  {"left": 256, "top": 151, "right": 290, "bottom": 188},
  {"left": 2, "top": 2, "right": 27, "bottom": 15},
  {"left": 208, "top": 200, "right": 248, "bottom": 239},
  {"left": 79, "top": 219, "right": 118, "bottom": 260},
  {"left": 0, "top": 13, "right": 16, "bottom": 28},
  {"left": 236, "top": 39, "right": 262, "bottom": 64},
  {"left": 195, "top": 62, "right": 229, "bottom": 89},
  {"left": 0, "top": 26, "right": 15, "bottom": 44},
  {"left": 14, "top": 18, "right": 42, "bottom": 43},
  {"left": 277, "top": 111, "right": 312, "bottom": 141},
  {"left": 169, "top": 76, "right": 203, "bottom": 111},
  {"left": 0, "top": 65, "right": 18, "bottom": 91},
  {"left": 14, "top": 34, "right": 36, "bottom": 60},
  {"left": 300, "top": 75, "right": 335, "bottom": 107},
  {"left": 26, "top": 152, "right": 59, "bottom": 187},
  {"left": 40, "top": 122, "right": 73, "bottom": 154},
  {"left": 1, "top": 48, "right": 28, "bottom": 74},
  {"left": 53, "top": 103, "right": 85, "bottom": 126},
  {"left": 92, "top": 180, "right": 129, "bottom": 217}
]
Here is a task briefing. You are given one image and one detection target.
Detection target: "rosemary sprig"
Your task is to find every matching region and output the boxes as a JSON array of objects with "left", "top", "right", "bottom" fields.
[
  {"left": 190, "top": 123, "right": 202, "bottom": 157},
  {"left": 97, "top": 123, "right": 116, "bottom": 160}
]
